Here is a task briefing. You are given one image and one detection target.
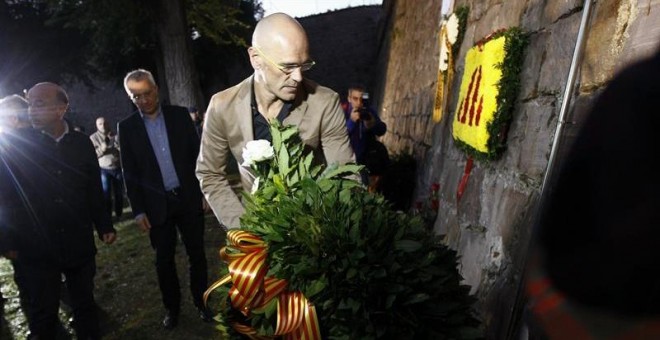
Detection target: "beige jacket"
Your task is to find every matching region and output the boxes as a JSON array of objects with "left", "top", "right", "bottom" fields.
[
  {"left": 90, "top": 130, "right": 120, "bottom": 170},
  {"left": 196, "top": 76, "right": 355, "bottom": 229}
]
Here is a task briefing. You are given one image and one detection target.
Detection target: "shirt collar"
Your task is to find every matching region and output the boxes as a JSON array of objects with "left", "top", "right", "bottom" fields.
[
  {"left": 43, "top": 120, "right": 70, "bottom": 143},
  {"left": 250, "top": 77, "right": 292, "bottom": 123},
  {"left": 139, "top": 106, "right": 163, "bottom": 120}
]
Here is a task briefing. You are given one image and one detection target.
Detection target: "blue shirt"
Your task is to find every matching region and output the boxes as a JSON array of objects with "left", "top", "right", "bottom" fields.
[{"left": 142, "top": 109, "right": 180, "bottom": 191}]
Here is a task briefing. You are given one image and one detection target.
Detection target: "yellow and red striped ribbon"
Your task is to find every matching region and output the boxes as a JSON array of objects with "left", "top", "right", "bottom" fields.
[{"left": 204, "top": 230, "right": 322, "bottom": 340}]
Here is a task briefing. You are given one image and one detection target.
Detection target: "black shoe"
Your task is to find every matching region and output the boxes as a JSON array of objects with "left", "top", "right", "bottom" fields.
[
  {"left": 162, "top": 311, "right": 178, "bottom": 330},
  {"left": 197, "top": 306, "right": 213, "bottom": 323}
]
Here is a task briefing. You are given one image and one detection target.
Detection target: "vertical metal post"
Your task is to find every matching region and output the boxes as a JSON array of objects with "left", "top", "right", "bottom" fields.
[
  {"left": 540, "top": 0, "right": 594, "bottom": 193},
  {"left": 509, "top": 1, "right": 595, "bottom": 339}
]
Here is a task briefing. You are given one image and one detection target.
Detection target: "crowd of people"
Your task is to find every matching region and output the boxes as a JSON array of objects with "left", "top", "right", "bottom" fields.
[{"left": 0, "top": 13, "right": 391, "bottom": 339}]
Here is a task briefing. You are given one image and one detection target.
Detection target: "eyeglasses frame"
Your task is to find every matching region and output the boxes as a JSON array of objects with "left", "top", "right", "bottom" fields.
[{"left": 253, "top": 46, "right": 315, "bottom": 74}]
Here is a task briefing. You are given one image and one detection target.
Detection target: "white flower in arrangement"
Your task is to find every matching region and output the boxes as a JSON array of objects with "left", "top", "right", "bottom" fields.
[
  {"left": 439, "top": 13, "right": 460, "bottom": 72},
  {"left": 242, "top": 139, "right": 274, "bottom": 167},
  {"left": 446, "top": 13, "right": 459, "bottom": 44}
]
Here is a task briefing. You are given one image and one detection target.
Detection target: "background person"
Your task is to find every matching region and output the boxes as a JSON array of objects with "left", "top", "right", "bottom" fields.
[
  {"left": 118, "top": 69, "right": 211, "bottom": 330},
  {"left": 90, "top": 116, "right": 124, "bottom": 219},
  {"left": 0, "top": 82, "right": 116, "bottom": 339},
  {"left": 0, "top": 94, "right": 30, "bottom": 306},
  {"left": 188, "top": 106, "right": 203, "bottom": 137},
  {"left": 0, "top": 94, "right": 31, "bottom": 131},
  {"left": 196, "top": 13, "right": 355, "bottom": 230},
  {"left": 344, "top": 85, "right": 388, "bottom": 191}
]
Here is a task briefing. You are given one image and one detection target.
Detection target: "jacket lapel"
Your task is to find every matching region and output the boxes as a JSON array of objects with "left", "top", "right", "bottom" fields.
[{"left": 236, "top": 77, "right": 254, "bottom": 143}]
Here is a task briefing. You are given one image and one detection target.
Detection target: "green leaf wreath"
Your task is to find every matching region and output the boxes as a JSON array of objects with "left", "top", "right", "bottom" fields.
[{"left": 209, "top": 121, "right": 482, "bottom": 339}]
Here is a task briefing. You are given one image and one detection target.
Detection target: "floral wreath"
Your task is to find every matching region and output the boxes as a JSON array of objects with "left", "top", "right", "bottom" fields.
[{"left": 204, "top": 121, "right": 482, "bottom": 339}]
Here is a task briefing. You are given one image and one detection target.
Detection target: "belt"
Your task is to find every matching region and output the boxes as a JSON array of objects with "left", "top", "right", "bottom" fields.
[{"left": 165, "top": 187, "right": 180, "bottom": 196}]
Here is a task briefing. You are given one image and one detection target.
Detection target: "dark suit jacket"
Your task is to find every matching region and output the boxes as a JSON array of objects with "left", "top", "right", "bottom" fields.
[
  {"left": 0, "top": 127, "right": 114, "bottom": 265},
  {"left": 118, "top": 105, "right": 203, "bottom": 226}
]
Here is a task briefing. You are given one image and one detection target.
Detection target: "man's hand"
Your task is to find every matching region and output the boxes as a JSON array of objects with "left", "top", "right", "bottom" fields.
[
  {"left": 135, "top": 214, "right": 152, "bottom": 232},
  {"left": 350, "top": 108, "right": 361, "bottom": 122},
  {"left": 102, "top": 232, "right": 117, "bottom": 245},
  {"left": 363, "top": 113, "right": 376, "bottom": 129}
]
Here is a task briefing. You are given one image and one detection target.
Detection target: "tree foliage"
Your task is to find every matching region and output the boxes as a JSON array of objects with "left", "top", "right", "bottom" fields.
[
  {"left": 0, "top": 1, "right": 90, "bottom": 95},
  {"left": 41, "top": 0, "right": 260, "bottom": 76},
  {"left": 1, "top": 0, "right": 262, "bottom": 103}
]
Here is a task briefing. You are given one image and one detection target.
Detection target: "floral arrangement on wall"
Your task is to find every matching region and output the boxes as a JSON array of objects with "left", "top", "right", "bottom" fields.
[
  {"left": 433, "top": 6, "right": 469, "bottom": 123},
  {"left": 452, "top": 27, "right": 528, "bottom": 161}
]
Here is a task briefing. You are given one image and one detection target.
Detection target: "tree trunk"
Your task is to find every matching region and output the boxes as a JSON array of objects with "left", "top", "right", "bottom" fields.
[{"left": 153, "top": 0, "right": 203, "bottom": 110}]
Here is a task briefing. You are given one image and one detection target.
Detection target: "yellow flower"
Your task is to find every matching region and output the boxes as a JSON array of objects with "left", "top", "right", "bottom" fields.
[{"left": 452, "top": 35, "right": 506, "bottom": 153}]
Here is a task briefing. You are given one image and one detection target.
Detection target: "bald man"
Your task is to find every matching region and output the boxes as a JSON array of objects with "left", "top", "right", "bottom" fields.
[
  {"left": 0, "top": 82, "right": 116, "bottom": 339},
  {"left": 196, "top": 13, "right": 355, "bottom": 229}
]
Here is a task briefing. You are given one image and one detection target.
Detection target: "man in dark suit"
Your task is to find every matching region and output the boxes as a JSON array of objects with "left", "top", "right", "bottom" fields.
[
  {"left": 0, "top": 82, "right": 116, "bottom": 339},
  {"left": 118, "top": 69, "right": 211, "bottom": 330}
]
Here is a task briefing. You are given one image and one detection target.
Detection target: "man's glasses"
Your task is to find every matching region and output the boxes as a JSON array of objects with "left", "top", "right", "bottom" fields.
[
  {"left": 253, "top": 46, "right": 315, "bottom": 74},
  {"left": 130, "top": 89, "right": 156, "bottom": 102}
]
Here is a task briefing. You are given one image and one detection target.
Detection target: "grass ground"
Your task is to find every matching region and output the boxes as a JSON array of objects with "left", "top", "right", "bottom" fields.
[{"left": 0, "top": 210, "right": 229, "bottom": 339}]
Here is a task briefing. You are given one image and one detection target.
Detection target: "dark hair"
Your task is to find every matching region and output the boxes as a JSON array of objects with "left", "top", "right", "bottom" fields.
[{"left": 348, "top": 83, "right": 367, "bottom": 93}]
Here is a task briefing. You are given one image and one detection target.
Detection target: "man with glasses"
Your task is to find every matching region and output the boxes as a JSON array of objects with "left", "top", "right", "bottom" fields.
[
  {"left": 118, "top": 69, "right": 212, "bottom": 329},
  {"left": 196, "top": 13, "right": 354, "bottom": 229},
  {"left": 0, "top": 82, "right": 116, "bottom": 339}
]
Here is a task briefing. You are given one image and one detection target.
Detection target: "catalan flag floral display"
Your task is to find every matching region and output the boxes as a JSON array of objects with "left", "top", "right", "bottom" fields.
[
  {"left": 452, "top": 27, "right": 528, "bottom": 160},
  {"left": 433, "top": 6, "right": 468, "bottom": 123},
  {"left": 205, "top": 121, "right": 482, "bottom": 339}
]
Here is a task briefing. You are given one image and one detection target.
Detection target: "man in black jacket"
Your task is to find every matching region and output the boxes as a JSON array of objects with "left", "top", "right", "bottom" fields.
[
  {"left": 118, "top": 69, "right": 211, "bottom": 329},
  {"left": 0, "top": 82, "right": 116, "bottom": 339}
]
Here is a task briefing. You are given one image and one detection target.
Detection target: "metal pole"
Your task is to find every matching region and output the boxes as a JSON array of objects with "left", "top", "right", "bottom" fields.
[
  {"left": 508, "top": 1, "right": 595, "bottom": 339},
  {"left": 540, "top": 0, "right": 594, "bottom": 193}
]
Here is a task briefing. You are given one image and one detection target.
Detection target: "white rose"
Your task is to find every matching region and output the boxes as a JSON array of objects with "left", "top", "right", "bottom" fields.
[
  {"left": 242, "top": 139, "right": 274, "bottom": 167},
  {"left": 446, "top": 13, "right": 459, "bottom": 44}
]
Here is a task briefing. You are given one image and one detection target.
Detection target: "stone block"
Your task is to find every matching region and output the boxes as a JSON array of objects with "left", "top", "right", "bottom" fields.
[
  {"left": 581, "top": 0, "right": 630, "bottom": 89},
  {"left": 519, "top": 31, "right": 550, "bottom": 100},
  {"left": 538, "top": 13, "right": 581, "bottom": 93},
  {"left": 543, "top": 0, "right": 583, "bottom": 23},
  {"left": 503, "top": 96, "right": 558, "bottom": 179}
]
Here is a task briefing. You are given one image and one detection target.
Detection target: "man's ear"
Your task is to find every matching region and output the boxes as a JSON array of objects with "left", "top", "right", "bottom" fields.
[
  {"left": 248, "top": 47, "right": 261, "bottom": 70},
  {"left": 58, "top": 103, "right": 69, "bottom": 119}
]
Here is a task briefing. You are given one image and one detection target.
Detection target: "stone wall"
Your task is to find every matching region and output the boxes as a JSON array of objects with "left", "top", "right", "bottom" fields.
[
  {"left": 300, "top": 6, "right": 383, "bottom": 99},
  {"left": 374, "top": 0, "right": 660, "bottom": 337}
]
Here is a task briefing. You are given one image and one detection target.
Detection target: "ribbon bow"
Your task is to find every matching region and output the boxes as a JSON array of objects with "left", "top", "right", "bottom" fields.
[{"left": 204, "top": 230, "right": 321, "bottom": 339}]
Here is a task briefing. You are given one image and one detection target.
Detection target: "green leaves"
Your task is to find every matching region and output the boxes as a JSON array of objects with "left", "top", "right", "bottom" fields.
[{"left": 226, "top": 121, "right": 482, "bottom": 339}]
